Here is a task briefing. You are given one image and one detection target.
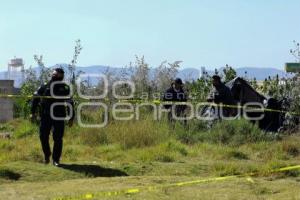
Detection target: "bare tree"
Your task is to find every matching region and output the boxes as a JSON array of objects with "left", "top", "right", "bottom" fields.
[
  {"left": 290, "top": 40, "right": 300, "bottom": 63},
  {"left": 130, "top": 55, "right": 151, "bottom": 97},
  {"left": 33, "top": 55, "right": 52, "bottom": 84},
  {"left": 68, "top": 39, "right": 83, "bottom": 84},
  {"left": 154, "top": 60, "right": 181, "bottom": 92}
]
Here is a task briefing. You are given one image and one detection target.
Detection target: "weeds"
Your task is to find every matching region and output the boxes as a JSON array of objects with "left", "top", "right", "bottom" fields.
[
  {"left": 13, "top": 120, "right": 37, "bottom": 138},
  {"left": 0, "top": 117, "right": 298, "bottom": 181},
  {"left": 201, "top": 119, "right": 276, "bottom": 146}
]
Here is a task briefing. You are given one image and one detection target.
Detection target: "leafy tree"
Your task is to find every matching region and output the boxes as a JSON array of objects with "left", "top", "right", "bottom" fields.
[
  {"left": 223, "top": 64, "right": 237, "bottom": 83},
  {"left": 21, "top": 67, "right": 39, "bottom": 95},
  {"left": 16, "top": 39, "right": 84, "bottom": 118},
  {"left": 14, "top": 67, "right": 39, "bottom": 117},
  {"left": 187, "top": 76, "right": 211, "bottom": 101}
]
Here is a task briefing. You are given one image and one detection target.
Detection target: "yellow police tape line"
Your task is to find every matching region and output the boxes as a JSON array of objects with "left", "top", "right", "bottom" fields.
[
  {"left": 120, "top": 99, "right": 299, "bottom": 116},
  {"left": 0, "top": 94, "right": 299, "bottom": 116},
  {"left": 0, "top": 94, "right": 52, "bottom": 98},
  {"left": 52, "top": 164, "right": 300, "bottom": 200}
]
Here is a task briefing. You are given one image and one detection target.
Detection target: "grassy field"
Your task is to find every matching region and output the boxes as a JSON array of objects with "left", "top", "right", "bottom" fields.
[{"left": 0, "top": 117, "right": 300, "bottom": 200}]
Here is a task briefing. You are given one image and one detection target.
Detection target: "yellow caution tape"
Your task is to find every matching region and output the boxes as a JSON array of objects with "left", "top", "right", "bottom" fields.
[
  {"left": 0, "top": 94, "right": 299, "bottom": 116},
  {"left": 0, "top": 94, "right": 56, "bottom": 99},
  {"left": 52, "top": 164, "right": 300, "bottom": 200}
]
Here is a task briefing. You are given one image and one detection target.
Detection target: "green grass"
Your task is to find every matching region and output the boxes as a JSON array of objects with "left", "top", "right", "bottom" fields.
[{"left": 0, "top": 118, "right": 299, "bottom": 199}]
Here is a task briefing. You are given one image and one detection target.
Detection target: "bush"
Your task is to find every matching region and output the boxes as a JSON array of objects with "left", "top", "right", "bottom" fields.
[
  {"left": 13, "top": 120, "right": 37, "bottom": 139},
  {"left": 200, "top": 119, "right": 276, "bottom": 146},
  {"left": 174, "top": 120, "right": 208, "bottom": 144},
  {"left": 0, "top": 124, "right": 14, "bottom": 132},
  {"left": 0, "top": 141, "right": 15, "bottom": 151}
]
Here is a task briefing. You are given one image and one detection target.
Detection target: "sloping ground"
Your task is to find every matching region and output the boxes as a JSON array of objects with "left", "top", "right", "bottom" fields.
[
  {"left": 1, "top": 173, "right": 300, "bottom": 200},
  {"left": 0, "top": 160, "right": 300, "bottom": 200},
  {"left": 1, "top": 119, "right": 300, "bottom": 199}
]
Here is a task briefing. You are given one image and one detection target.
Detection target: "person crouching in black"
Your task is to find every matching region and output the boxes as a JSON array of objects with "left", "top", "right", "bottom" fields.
[{"left": 162, "top": 78, "right": 187, "bottom": 124}]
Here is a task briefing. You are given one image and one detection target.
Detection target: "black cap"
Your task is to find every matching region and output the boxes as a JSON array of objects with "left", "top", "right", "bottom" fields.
[
  {"left": 212, "top": 75, "right": 221, "bottom": 81},
  {"left": 174, "top": 78, "right": 183, "bottom": 85},
  {"left": 54, "top": 68, "right": 65, "bottom": 74}
]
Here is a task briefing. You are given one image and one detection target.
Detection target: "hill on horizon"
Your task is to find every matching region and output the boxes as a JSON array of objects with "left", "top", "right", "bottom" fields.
[{"left": 0, "top": 65, "right": 292, "bottom": 87}]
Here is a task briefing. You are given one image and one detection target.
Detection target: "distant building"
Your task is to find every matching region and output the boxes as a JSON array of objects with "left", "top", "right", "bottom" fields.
[
  {"left": 200, "top": 66, "right": 207, "bottom": 79},
  {"left": 7, "top": 57, "right": 25, "bottom": 88}
]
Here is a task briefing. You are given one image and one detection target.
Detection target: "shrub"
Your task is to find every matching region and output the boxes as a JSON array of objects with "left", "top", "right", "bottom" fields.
[
  {"left": 0, "top": 124, "right": 14, "bottom": 132},
  {"left": 174, "top": 120, "right": 208, "bottom": 144},
  {"left": 13, "top": 120, "right": 37, "bottom": 138},
  {"left": 0, "top": 140, "right": 15, "bottom": 151},
  {"left": 201, "top": 119, "right": 276, "bottom": 146}
]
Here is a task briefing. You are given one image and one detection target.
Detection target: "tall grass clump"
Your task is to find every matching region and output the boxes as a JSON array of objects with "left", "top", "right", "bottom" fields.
[
  {"left": 174, "top": 120, "right": 208, "bottom": 144},
  {"left": 12, "top": 120, "right": 37, "bottom": 139},
  {"left": 201, "top": 119, "right": 277, "bottom": 146},
  {"left": 107, "top": 118, "right": 170, "bottom": 149},
  {"left": 79, "top": 128, "right": 108, "bottom": 147}
]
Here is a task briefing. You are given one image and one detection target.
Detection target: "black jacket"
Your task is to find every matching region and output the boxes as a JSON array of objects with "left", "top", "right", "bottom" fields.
[
  {"left": 163, "top": 86, "right": 187, "bottom": 101},
  {"left": 31, "top": 81, "right": 74, "bottom": 120},
  {"left": 212, "top": 83, "right": 235, "bottom": 105},
  {"left": 162, "top": 86, "right": 187, "bottom": 110}
]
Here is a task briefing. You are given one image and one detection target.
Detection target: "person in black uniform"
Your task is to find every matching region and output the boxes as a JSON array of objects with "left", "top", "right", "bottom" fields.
[
  {"left": 31, "top": 68, "right": 74, "bottom": 166},
  {"left": 163, "top": 78, "right": 187, "bottom": 123},
  {"left": 207, "top": 75, "right": 235, "bottom": 118}
]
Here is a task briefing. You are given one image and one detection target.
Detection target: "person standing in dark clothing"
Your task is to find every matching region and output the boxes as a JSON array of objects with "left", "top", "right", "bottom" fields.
[
  {"left": 259, "top": 98, "right": 281, "bottom": 132},
  {"left": 208, "top": 75, "right": 235, "bottom": 118},
  {"left": 163, "top": 78, "right": 187, "bottom": 122},
  {"left": 31, "top": 68, "right": 74, "bottom": 166}
]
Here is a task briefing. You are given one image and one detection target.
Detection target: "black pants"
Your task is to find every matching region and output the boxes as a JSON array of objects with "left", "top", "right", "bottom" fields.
[
  {"left": 167, "top": 105, "right": 187, "bottom": 126},
  {"left": 39, "top": 116, "right": 65, "bottom": 162}
]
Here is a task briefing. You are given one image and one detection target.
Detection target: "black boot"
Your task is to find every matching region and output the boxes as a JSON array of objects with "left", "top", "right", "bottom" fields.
[
  {"left": 44, "top": 157, "right": 50, "bottom": 164},
  {"left": 53, "top": 160, "right": 60, "bottom": 167}
]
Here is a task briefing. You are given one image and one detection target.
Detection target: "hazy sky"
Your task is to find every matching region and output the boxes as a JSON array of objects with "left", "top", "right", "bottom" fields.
[{"left": 1, "top": 0, "right": 300, "bottom": 71}]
